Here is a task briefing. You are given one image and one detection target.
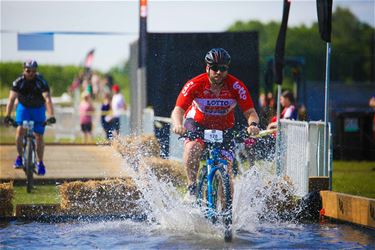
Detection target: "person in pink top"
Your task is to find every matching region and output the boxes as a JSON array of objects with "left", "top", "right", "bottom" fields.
[{"left": 79, "top": 91, "right": 95, "bottom": 143}]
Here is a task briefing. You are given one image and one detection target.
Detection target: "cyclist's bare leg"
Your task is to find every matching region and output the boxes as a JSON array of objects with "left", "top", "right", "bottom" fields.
[
  {"left": 15, "top": 126, "right": 25, "bottom": 156},
  {"left": 183, "top": 140, "right": 204, "bottom": 186},
  {"left": 34, "top": 133, "right": 44, "bottom": 162},
  {"left": 227, "top": 162, "right": 234, "bottom": 198}
]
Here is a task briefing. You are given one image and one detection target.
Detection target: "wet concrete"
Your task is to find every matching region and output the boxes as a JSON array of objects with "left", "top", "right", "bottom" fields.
[{"left": 0, "top": 145, "right": 128, "bottom": 182}]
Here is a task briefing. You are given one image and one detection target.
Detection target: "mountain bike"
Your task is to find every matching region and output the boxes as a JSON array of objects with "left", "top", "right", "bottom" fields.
[
  {"left": 7, "top": 118, "right": 53, "bottom": 193},
  {"left": 181, "top": 127, "right": 247, "bottom": 242}
]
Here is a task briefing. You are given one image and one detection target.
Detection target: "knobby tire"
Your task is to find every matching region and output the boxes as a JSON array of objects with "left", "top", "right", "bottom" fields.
[
  {"left": 196, "top": 165, "right": 233, "bottom": 242},
  {"left": 212, "top": 166, "right": 233, "bottom": 242}
]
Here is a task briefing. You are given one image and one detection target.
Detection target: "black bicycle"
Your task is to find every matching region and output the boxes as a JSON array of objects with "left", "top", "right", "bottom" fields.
[{"left": 7, "top": 118, "right": 53, "bottom": 193}]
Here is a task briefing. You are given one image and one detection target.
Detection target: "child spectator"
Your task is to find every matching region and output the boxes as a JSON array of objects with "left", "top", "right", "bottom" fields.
[
  {"left": 101, "top": 93, "right": 112, "bottom": 139},
  {"left": 79, "top": 91, "right": 95, "bottom": 143}
]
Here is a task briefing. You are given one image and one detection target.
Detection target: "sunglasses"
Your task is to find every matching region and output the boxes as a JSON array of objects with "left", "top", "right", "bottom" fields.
[
  {"left": 25, "top": 69, "right": 36, "bottom": 74},
  {"left": 210, "top": 65, "right": 229, "bottom": 72}
]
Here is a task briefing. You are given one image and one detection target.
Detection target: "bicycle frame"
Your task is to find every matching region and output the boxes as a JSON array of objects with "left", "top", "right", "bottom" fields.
[
  {"left": 22, "top": 120, "right": 37, "bottom": 193},
  {"left": 7, "top": 118, "right": 52, "bottom": 193}
]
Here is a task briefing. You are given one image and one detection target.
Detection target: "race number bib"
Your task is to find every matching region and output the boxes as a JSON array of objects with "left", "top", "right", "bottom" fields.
[{"left": 204, "top": 130, "right": 223, "bottom": 143}]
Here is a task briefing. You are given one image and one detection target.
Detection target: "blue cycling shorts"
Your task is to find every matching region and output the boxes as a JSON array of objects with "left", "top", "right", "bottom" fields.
[{"left": 15, "top": 103, "right": 46, "bottom": 135}]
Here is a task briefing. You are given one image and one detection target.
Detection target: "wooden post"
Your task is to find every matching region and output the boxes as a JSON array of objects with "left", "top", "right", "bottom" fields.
[
  {"left": 320, "top": 191, "right": 375, "bottom": 229},
  {"left": 309, "top": 176, "right": 329, "bottom": 193}
]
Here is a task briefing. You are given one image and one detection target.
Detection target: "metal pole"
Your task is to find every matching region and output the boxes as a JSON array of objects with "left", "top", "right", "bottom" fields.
[
  {"left": 323, "top": 42, "right": 332, "bottom": 189},
  {"left": 135, "top": 0, "right": 148, "bottom": 135},
  {"left": 275, "top": 85, "right": 282, "bottom": 176}
]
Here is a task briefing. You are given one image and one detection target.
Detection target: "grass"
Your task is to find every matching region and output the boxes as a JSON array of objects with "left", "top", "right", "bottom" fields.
[
  {"left": 332, "top": 161, "right": 375, "bottom": 199},
  {"left": 12, "top": 185, "right": 60, "bottom": 207}
]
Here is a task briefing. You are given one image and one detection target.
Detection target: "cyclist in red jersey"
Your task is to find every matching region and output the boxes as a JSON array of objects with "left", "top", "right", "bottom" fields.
[{"left": 171, "top": 48, "right": 260, "bottom": 195}]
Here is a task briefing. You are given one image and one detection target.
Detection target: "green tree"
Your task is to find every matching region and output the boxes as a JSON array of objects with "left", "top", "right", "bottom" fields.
[
  {"left": 0, "top": 62, "right": 82, "bottom": 98},
  {"left": 227, "top": 7, "right": 374, "bottom": 87},
  {"left": 331, "top": 7, "right": 374, "bottom": 83}
]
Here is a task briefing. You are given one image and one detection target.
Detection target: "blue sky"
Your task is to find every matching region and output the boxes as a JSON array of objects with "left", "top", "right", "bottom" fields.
[{"left": 1, "top": 0, "right": 374, "bottom": 72}]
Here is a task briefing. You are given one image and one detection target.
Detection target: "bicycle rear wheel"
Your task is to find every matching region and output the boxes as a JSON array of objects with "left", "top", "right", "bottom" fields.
[
  {"left": 25, "top": 138, "right": 34, "bottom": 193},
  {"left": 212, "top": 166, "right": 233, "bottom": 242}
]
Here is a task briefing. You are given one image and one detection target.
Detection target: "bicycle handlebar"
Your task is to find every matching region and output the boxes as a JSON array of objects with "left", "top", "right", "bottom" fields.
[
  {"left": 249, "top": 128, "right": 277, "bottom": 138},
  {"left": 4, "top": 117, "right": 56, "bottom": 128},
  {"left": 179, "top": 128, "right": 249, "bottom": 144},
  {"left": 4, "top": 117, "right": 18, "bottom": 128},
  {"left": 180, "top": 127, "right": 276, "bottom": 143},
  {"left": 43, "top": 117, "right": 56, "bottom": 126}
]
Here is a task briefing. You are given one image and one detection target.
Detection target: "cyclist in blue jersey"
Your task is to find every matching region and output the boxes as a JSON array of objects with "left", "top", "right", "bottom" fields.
[{"left": 4, "top": 60, "right": 56, "bottom": 175}]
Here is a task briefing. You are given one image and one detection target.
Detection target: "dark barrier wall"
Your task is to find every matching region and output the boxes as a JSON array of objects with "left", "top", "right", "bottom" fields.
[
  {"left": 146, "top": 32, "right": 259, "bottom": 127},
  {"left": 299, "top": 81, "right": 375, "bottom": 160}
]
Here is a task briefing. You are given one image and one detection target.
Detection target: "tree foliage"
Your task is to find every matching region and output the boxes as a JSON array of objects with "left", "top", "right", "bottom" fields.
[
  {"left": 0, "top": 62, "right": 82, "bottom": 98},
  {"left": 0, "top": 62, "right": 130, "bottom": 100},
  {"left": 227, "top": 7, "right": 374, "bottom": 86}
]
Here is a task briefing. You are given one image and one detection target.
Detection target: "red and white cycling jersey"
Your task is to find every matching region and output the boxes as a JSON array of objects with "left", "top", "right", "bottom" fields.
[{"left": 176, "top": 73, "right": 254, "bottom": 130}]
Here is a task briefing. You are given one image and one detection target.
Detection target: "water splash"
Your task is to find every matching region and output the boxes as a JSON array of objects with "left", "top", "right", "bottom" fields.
[{"left": 119, "top": 153, "right": 298, "bottom": 240}]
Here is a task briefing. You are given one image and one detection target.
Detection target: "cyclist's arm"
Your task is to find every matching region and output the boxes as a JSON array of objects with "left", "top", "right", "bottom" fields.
[
  {"left": 5, "top": 90, "right": 18, "bottom": 117},
  {"left": 171, "top": 106, "right": 186, "bottom": 135},
  {"left": 42, "top": 91, "right": 55, "bottom": 117},
  {"left": 243, "top": 108, "right": 260, "bottom": 135}
]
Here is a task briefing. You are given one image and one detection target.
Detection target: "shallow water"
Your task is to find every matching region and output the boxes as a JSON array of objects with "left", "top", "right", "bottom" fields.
[
  {"left": 2, "top": 147, "right": 374, "bottom": 249},
  {"left": 1, "top": 219, "right": 374, "bottom": 249}
]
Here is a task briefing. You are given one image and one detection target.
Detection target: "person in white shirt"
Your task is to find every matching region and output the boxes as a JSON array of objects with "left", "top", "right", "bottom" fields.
[{"left": 110, "top": 84, "right": 126, "bottom": 136}]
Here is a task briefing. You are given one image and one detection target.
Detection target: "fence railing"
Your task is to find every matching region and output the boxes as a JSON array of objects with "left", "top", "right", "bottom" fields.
[
  {"left": 279, "top": 119, "right": 330, "bottom": 196},
  {"left": 279, "top": 120, "right": 310, "bottom": 196}
]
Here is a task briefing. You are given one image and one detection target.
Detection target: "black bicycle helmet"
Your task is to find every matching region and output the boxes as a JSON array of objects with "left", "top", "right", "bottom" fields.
[
  {"left": 205, "top": 48, "right": 231, "bottom": 66},
  {"left": 23, "top": 59, "right": 38, "bottom": 69}
]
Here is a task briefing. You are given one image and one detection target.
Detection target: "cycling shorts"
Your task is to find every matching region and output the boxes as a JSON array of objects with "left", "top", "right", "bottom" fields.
[
  {"left": 15, "top": 103, "right": 46, "bottom": 135},
  {"left": 81, "top": 123, "right": 92, "bottom": 132}
]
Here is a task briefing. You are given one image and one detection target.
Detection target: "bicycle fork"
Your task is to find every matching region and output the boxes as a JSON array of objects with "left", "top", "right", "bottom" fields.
[{"left": 206, "top": 158, "right": 229, "bottom": 221}]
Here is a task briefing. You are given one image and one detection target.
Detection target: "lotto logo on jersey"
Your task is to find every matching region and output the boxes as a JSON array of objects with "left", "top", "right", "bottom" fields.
[
  {"left": 206, "top": 100, "right": 230, "bottom": 106},
  {"left": 233, "top": 82, "right": 247, "bottom": 100},
  {"left": 182, "top": 81, "right": 194, "bottom": 96}
]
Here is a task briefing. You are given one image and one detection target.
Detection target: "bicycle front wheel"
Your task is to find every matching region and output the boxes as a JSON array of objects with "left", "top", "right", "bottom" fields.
[
  {"left": 212, "top": 166, "right": 233, "bottom": 242},
  {"left": 196, "top": 166, "right": 208, "bottom": 207},
  {"left": 25, "top": 138, "right": 34, "bottom": 193}
]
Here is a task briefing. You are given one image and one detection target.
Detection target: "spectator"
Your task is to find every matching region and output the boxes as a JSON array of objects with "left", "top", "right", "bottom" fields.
[
  {"left": 79, "top": 91, "right": 95, "bottom": 143},
  {"left": 104, "top": 74, "right": 114, "bottom": 90},
  {"left": 111, "top": 84, "right": 127, "bottom": 136},
  {"left": 259, "top": 91, "right": 276, "bottom": 129},
  {"left": 369, "top": 95, "right": 375, "bottom": 140},
  {"left": 101, "top": 93, "right": 112, "bottom": 139},
  {"left": 90, "top": 72, "right": 101, "bottom": 100},
  {"left": 267, "top": 90, "right": 297, "bottom": 130}
]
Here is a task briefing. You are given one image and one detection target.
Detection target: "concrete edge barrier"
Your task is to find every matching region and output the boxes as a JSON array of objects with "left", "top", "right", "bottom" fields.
[
  {"left": 12, "top": 204, "right": 147, "bottom": 222},
  {"left": 320, "top": 191, "right": 375, "bottom": 229},
  {"left": 0, "top": 143, "right": 107, "bottom": 146},
  {"left": 0, "top": 178, "right": 117, "bottom": 186}
]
